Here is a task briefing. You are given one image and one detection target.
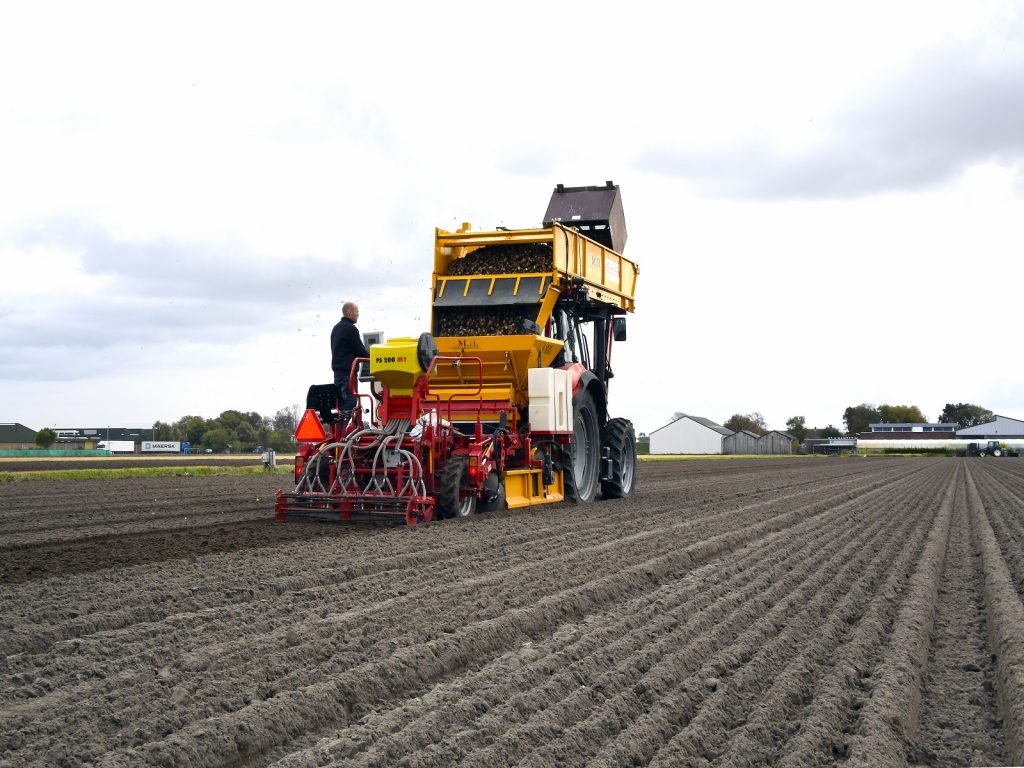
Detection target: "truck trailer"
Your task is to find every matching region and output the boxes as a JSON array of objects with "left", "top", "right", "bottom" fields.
[{"left": 97, "top": 440, "right": 136, "bottom": 453}]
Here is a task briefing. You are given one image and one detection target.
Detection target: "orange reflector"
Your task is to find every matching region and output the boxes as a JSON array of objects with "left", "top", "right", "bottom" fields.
[
  {"left": 295, "top": 409, "right": 327, "bottom": 442},
  {"left": 468, "top": 455, "right": 478, "bottom": 480}
]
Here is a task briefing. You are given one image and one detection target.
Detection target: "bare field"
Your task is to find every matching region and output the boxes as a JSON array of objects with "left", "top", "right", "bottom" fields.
[{"left": 2, "top": 458, "right": 1023, "bottom": 767}]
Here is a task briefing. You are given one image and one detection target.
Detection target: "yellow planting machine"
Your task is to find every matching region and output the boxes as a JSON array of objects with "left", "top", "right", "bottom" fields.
[{"left": 276, "top": 182, "right": 639, "bottom": 524}]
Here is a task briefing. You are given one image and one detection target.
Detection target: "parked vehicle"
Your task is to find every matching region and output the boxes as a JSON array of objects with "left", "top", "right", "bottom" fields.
[{"left": 967, "top": 440, "right": 1019, "bottom": 457}]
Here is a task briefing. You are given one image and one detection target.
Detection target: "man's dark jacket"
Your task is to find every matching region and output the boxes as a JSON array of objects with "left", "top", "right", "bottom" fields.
[{"left": 331, "top": 317, "right": 369, "bottom": 378}]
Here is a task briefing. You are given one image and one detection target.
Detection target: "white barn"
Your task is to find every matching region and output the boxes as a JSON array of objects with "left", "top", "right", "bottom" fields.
[
  {"left": 957, "top": 415, "right": 1024, "bottom": 439},
  {"left": 649, "top": 415, "right": 732, "bottom": 455}
]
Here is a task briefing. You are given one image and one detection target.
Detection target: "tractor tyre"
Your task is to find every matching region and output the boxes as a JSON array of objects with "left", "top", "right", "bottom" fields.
[
  {"left": 436, "top": 457, "right": 477, "bottom": 519},
  {"left": 478, "top": 471, "right": 506, "bottom": 513},
  {"left": 564, "top": 391, "right": 600, "bottom": 504},
  {"left": 993, "top": 448, "right": 1003, "bottom": 457},
  {"left": 600, "top": 417, "right": 636, "bottom": 499}
]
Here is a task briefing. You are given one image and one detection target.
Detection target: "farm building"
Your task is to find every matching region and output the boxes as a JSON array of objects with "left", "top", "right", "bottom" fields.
[
  {"left": 0, "top": 423, "right": 37, "bottom": 450},
  {"left": 807, "top": 437, "right": 858, "bottom": 454},
  {"left": 649, "top": 415, "right": 731, "bottom": 455},
  {"left": 860, "top": 423, "right": 958, "bottom": 443},
  {"left": 957, "top": 415, "right": 1024, "bottom": 439},
  {"left": 854, "top": 415, "right": 1024, "bottom": 453},
  {"left": 758, "top": 430, "right": 797, "bottom": 455},
  {"left": 868, "top": 422, "right": 958, "bottom": 434},
  {"left": 723, "top": 430, "right": 760, "bottom": 455}
]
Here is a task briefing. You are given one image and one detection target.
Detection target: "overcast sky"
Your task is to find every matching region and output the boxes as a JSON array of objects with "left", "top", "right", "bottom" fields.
[{"left": 2, "top": 1, "right": 1023, "bottom": 436}]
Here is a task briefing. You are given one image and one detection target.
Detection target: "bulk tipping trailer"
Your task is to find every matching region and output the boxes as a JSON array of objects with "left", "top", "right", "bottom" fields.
[{"left": 275, "top": 182, "right": 639, "bottom": 524}]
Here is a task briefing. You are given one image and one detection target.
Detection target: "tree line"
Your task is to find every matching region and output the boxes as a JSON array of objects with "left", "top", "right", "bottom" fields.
[
  {"left": 840, "top": 402, "right": 993, "bottom": 436},
  {"left": 721, "top": 413, "right": 842, "bottom": 442},
  {"left": 667, "top": 402, "right": 995, "bottom": 443},
  {"left": 151, "top": 407, "right": 301, "bottom": 452},
  {"left": 37, "top": 400, "right": 998, "bottom": 451},
  {"left": 34, "top": 407, "right": 302, "bottom": 451}
]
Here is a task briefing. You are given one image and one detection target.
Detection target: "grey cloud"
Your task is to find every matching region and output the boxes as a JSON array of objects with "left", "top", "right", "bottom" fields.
[
  {"left": 11, "top": 217, "right": 394, "bottom": 304},
  {"left": 637, "top": 40, "right": 1024, "bottom": 199},
  {"left": 2, "top": 297, "right": 265, "bottom": 351},
  {"left": 1, "top": 217, "right": 416, "bottom": 381},
  {"left": 1, "top": 339, "right": 155, "bottom": 383}
]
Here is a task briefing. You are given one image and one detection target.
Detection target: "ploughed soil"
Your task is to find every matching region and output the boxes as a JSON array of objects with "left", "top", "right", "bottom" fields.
[{"left": 2, "top": 458, "right": 1023, "bottom": 767}]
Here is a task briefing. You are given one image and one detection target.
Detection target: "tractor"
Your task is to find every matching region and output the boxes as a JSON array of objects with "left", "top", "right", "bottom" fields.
[
  {"left": 967, "top": 440, "right": 1017, "bottom": 457},
  {"left": 275, "top": 182, "right": 639, "bottom": 524}
]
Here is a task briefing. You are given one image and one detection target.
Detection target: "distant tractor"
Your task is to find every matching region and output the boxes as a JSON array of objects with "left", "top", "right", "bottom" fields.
[{"left": 967, "top": 440, "right": 1018, "bottom": 457}]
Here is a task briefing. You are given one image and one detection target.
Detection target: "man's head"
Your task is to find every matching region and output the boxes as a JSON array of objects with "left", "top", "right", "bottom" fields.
[{"left": 342, "top": 302, "right": 359, "bottom": 321}]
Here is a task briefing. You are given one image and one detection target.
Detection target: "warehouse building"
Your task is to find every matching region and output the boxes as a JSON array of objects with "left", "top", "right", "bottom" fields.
[
  {"left": 867, "top": 422, "right": 958, "bottom": 434},
  {"left": 0, "top": 423, "right": 38, "bottom": 450},
  {"left": 860, "top": 423, "right": 958, "bottom": 444},
  {"left": 854, "top": 415, "right": 1024, "bottom": 452},
  {"left": 957, "top": 415, "right": 1024, "bottom": 440},
  {"left": 649, "top": 415, "right": 732, "bottom": 455}
]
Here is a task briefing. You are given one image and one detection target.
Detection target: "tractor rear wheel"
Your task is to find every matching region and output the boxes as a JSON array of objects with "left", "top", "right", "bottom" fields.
[
  {"left": 564, "top": 391, "right": 600, "bottom": 504},
  {"left": 600, "top": 417, "right": 636, "bottom": 499},
  {"left": 993, "top": 448, "right": 1003, "bottom": 457},
  {"left": 437, "top": 457, "right": 477, "bottom": 519}
]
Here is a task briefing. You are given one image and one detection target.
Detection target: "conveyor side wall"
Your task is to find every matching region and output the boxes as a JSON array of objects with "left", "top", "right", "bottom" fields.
[{"left": 433, "top": 223, "right": 637, "bottom": 312}]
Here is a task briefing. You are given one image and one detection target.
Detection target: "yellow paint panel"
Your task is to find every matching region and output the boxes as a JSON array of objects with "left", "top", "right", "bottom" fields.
[
  {"left": 431, "top": 335, "right": 564, "bottom": 396},
  {"left": 504, "top": 468, "right": 565, "bottom": 508},
  {"left": 369, "top": 337, "right": 425, "bottom": 395}
]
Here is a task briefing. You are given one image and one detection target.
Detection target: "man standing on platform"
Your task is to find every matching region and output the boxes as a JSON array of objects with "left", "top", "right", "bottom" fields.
[{"left": 331, "top": 301, "right": 369, "bottom": 419}]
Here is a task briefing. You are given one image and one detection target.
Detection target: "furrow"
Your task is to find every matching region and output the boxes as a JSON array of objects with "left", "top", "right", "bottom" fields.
[
  {"left": 964, "top": 459, "right": 1024, "bottom": 597},
  {"left": 6, "top": 482, "right": 847, "bottom": 761},
  {"left": 963, "top": 463, "right": 1024, "bottom": 765},
  {"left": 656, "top": 461, "right": 954, "bottom": 766},
  {"left": 267, "top": 466, "right": 889, "bottom": 767},
  {"left": 1, "top": 457, "right": 909, "bottom": 665},
  {"left": 90, "top": 470, "right": 896, "bottom": 768},
  {"left": 574, "top": 463, "right": 947, "bottom": 768},
  {"left": 842, "top": 462, "right": 957, "bottom": 766},
  {"left": 0, "top": 459, "right": 900, "bottom": 653},
  {"left": 909, "top": 467, "right": 1006, "bottom": 766}
]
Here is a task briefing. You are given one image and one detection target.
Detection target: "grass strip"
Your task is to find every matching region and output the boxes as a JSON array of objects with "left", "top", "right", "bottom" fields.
[{"left": 0, "top": 465, "right": 292, "bottom": 482}]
